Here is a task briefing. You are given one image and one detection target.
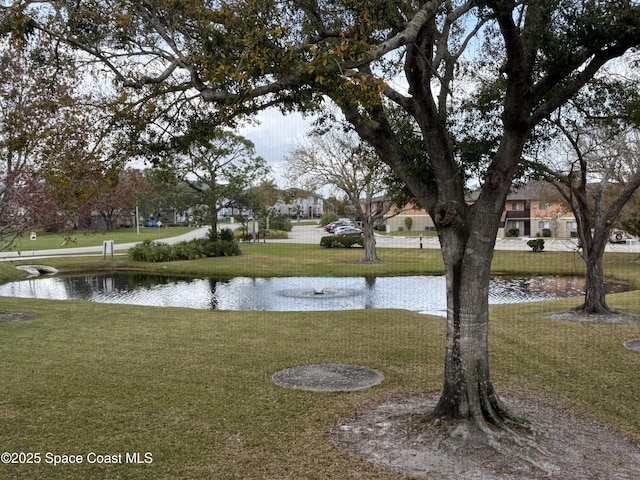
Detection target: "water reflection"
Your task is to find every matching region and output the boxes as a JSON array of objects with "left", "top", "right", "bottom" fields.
[{"left": 0, "top": 274, "right": 627, "bottom": 317}]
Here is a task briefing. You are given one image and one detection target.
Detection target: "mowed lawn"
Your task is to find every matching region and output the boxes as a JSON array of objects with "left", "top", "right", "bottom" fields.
[
  {"left": 4, "top": 226, "right": 199, "bottom": 253},
  {"left": 0, "top": 246, "right": 639, "bottom": 479}
]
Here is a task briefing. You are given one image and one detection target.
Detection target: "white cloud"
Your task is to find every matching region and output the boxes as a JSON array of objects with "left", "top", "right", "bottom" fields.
[
  {"left": 239, "top": 109, "right": 314, "bottom": 163},
  {"left": 238, "top": 108, "right": 317, "bottom": 188}
]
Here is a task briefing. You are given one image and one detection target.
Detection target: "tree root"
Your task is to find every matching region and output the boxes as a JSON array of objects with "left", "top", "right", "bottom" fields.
[
  {"left": 412, "top": 405, "right": 556, "bottom": 477},
  {"left": 570, "top": 303, "right": 619, "bottom": 315}
]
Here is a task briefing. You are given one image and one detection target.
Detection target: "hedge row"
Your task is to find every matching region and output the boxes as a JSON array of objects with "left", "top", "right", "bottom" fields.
[
  {"left": 129, "top": 237, "right": 240, "bottom": 262},
  {"left": 234, "top": 229, "right": 289, "bottom": 242},
  {"left": 320, "top": 235, "right": 363, "bottom": 248}
]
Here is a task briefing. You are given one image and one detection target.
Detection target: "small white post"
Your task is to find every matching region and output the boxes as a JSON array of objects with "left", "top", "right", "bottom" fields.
[{"left": 103, "top": 240, "right": 114, "bottom": 259}]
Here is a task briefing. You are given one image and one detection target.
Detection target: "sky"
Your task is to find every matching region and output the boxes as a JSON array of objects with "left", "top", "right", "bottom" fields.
[{"left": 238, "top": 108, "right": 316, "bottom": 189}]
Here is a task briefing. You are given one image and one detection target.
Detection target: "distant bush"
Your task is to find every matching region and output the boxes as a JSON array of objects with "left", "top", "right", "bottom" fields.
[
  {"left": 404, "top": 217, "right": 413, "bottom": 231},
  {"left": 542, "top": 228, "right": 552, "bottom": 237},
  {"left": 320, "top": 235, "right": 363, "bottom": 248},
  {"left": 232, "top": 228, "right": 288, "bottom": 242},
  {"left": 376, "top": 224, "right": 387, "bottom": 232},
  {"left": 320, "top": 213, "right": 339, "bottom": 227},
  {"left": 129, "top": 237, "right": 240, "bottom": 262},
  {"left": 526, "top": 238, "right": 545, "bottom": 252},
  {"left": 259, "top": 214, "right": 292, "bottom": 232},
  {"left": 264, "top": 230, "right": 288, "bottom": 239},
  {"left": 219, "top": 228, "right": 235, "bottom": 241},
  {"left": 506, "top": 228, "right": 520, "bottom": 237}
]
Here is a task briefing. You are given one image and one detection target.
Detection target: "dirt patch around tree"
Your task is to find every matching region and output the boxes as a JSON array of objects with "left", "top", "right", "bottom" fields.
[
  {"left": 0, "top": 311, "right": 36, "bottom": 322},
  {"left": 541, "top": 309, "right": 640, "bottom": 324},
  {"left": 332, "top": 394, "right": 640, "bottom": 479}
]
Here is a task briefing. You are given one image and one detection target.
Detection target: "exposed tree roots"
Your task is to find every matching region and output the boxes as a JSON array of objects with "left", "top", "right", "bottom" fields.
[
  {"left": 570, "top": 303, "right": 619, "bottom": 315},
  {"left": 413, "top": 404, "right": 553, "bottom": 477},
  {"left": 543, "top": 308, "right": 639, "bottom": 324},
  {"left": 332, "top": 394, "right": 640, "bottom": 479}
]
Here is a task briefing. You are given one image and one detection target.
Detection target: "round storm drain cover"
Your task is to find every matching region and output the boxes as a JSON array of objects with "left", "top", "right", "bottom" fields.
[
  {"left": 272, "top": 363, "right": 384, "bottom": 392},
  {"left": 623, "top": 339, "right": 640, "bottom": 352}
]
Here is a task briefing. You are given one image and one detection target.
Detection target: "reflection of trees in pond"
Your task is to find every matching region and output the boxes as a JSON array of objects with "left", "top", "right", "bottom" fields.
[
  {"left": 364, "top": 277, "right": 377, "bottom": 310},
  {"left": 488, "top": 276, "right": 627, "bottom": 303},
  {"left": 61, "top": 275, "right": 113, "bottom": 299},
  {"left": 127, "top": 274, "right": 186, "bottom": 288},
  {"left": 61, "top": 273, "right": 206, "bottom": 300},
  {"left": 3, "top": 275, "right": 627, "bottom": 313},
  {"left": 206, "top": 277, "right": 220, "bottom": 310}
]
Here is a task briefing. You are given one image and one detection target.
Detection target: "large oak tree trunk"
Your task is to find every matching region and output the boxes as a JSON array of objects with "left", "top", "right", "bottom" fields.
[
  {"left": 342, "top": 65, "right": 533, "bottom": 433},
  {"left": 432, "top": 196, "right": 521, "bottom": 430},
  {"left": 578, "top": 257, "right": 610, "bottom": 314},
  {"left": 361, "top": 223, "right": 379, "bottom": 263},
  {"left": 574, "top": 233, "right": 612, "bottom": 314}
]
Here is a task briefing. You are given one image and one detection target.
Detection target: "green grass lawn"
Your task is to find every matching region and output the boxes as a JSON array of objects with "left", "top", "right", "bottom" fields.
[
  {"left": 3, "top": 242, "right": 638, "bottom": 287},
  {"left": 0, "top": 245, "right": 639, "bottom": 479},
  {"left": 4, "top": 227, "right": 199, "bottom": 252}
]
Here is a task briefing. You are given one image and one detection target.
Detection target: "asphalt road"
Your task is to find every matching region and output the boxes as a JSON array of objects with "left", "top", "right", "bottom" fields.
[
  {"left": 2, "top": 224, "right": 639, "bottom": 261},
  {"left": 270, "top": 224, "right": 640, "bottom": 253}
]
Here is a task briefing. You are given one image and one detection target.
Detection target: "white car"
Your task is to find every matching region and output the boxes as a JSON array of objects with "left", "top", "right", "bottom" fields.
[
  {"left": 335, "top": 226, "right": 363, "bottom": 237},
  {"left": 609, "top": 229, "right": 629, "bottom": 243}
]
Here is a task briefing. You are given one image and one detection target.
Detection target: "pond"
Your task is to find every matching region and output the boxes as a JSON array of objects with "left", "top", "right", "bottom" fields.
[{"left": 0, "top": 273, "right": 627, "bottom": 316}]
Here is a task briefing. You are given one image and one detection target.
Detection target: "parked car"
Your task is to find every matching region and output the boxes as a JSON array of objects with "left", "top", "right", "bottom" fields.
[
  {"left": 328, "top": 220, "right": 354, "bottom": 233},
  {"left": 145, "top": 221, "right": 159, "bottom": 227},
  {"left": 333, "top": 225, "right": 356, "bottom": 234},
  {"left": 336, "top": 226, "right": 363, "bottom": 237},
  {"left": 324, "top": 221, "right": 338, "bottom": 232},
  {"left": 609, "top": 229, "right": 629, "bottom": 243}
]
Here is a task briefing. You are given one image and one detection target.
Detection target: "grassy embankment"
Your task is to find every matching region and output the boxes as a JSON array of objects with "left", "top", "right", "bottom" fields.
[
  {"left": 4, "top": 227, "right": 199, "bottom": 253},
  {"left": 0, "top": 243, "right": 639, "bottom": 479}
]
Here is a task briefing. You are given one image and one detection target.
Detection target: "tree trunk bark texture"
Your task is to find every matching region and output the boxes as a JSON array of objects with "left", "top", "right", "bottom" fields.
[
  {"left": 361, "top": 222, "right": 379, "bottom": 263},
  {"left": 432, "top": 198, "right": 525, "bottom": 431},
  {"left": 574, "top": 235, "right": 612, "bottom": 314}
]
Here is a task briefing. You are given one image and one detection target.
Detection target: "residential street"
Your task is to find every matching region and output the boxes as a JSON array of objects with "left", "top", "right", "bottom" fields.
[{"left": 269, "top": 224, "right": 640, "bottom": 253}]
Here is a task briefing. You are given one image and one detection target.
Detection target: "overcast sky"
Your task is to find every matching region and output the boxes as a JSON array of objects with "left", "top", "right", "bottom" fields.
[{"left": 238, "top": 108, "right": 316, "bottom": 189}]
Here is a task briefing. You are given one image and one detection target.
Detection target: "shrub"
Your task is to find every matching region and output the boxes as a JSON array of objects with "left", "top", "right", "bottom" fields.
[
  {"left": 320, "top": 235, "right": 363, "bottom": 248},
  {"left": 260, "top": 213, "right": 292, "bottom": 232},
  {"left": 128, "top": 237, "right": 240, "bottom": 262},
  {"left": 404, "top": 217, "right": 413, "bottom": 231},
  {"left": 219, "top": 228, "right": 235, "bottom": 241},
  {"left": 527, "top": 238, "right": 545, "bottom": 252},
  {"left": 128, "top": 239, "right": 156, "bottom": 261},
  {"left": 201, "top": 240, "right": 240, "bottom": 257},
  {"left": 506, "top": 228, "right": 520, "bottom": 237},
  {"left": 320, "top": 213, "right": 339, "bottom": 227},
  {"left": 263, "top": 229, "right": 288, "bottom": 239},
  {"left": 542, "top": 228, "right": 552, "bottom": 237},
  {"left": 376, "top": 224, "right": 387, "bottom": 232}
]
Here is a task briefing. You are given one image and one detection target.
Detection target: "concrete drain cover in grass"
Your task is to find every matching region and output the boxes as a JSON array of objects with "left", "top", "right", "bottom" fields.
[
  {"left": 624, "top": 339, "right": 640, "bottom": 352},
  {"left": 0, "top": 311, "right": 36, "bottom": 322},
  {"left": 272, "top": 363, "right": 383, "bottom": 392}
]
